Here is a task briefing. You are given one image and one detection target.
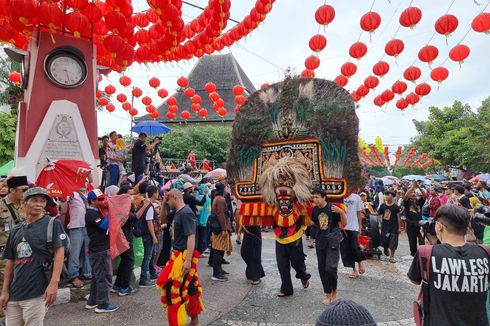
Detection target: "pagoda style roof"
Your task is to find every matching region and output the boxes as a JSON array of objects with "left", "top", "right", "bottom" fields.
[{"left": 140, "top": 53, "right": 256, "bottom": 123}]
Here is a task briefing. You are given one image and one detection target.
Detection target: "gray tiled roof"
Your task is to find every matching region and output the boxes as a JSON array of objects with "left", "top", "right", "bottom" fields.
[{"left": 139, "top": 53, "right": 256, "bottom": 123}]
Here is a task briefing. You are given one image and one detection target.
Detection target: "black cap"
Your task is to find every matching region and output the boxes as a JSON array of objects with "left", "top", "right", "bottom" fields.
[
  {"left": 316, "top": 299, "right": 376, "bottom": 326},
  {"left": 139, "top": 132, "right": 147, "bottom": 137},
  {"left": 7, "top": 176, "right": 28, "bottom": 189}
]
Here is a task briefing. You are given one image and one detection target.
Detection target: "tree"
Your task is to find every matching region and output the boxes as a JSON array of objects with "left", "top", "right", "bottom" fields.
[
  {"left": 158, "top": 124, "right": 232, "bottom": 167},
  {"left": 411, "top": 98, "right": 490, "bottom": 172}
]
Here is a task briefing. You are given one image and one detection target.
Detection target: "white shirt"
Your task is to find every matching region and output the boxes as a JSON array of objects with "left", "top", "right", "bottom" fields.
[
  {"left": 145, "top": 205, "right": 155, "bottom": 221},
  {"left": 344, "top": 193, "right": 364, "bottom": 231},
  {"left": 68, "top": 192, "right": 87, "bottom": 229},
  {"left": 377, "top": 191, "right": 385, "bottom": 210}
]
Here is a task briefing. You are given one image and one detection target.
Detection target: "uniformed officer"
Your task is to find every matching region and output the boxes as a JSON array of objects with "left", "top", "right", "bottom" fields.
[{"left": 0, "top": 176, "right": 28, "bottom": 325}]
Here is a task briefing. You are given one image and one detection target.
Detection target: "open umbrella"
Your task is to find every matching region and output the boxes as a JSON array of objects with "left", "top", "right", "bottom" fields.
[
  {"left": 131, "top": 120, "right": 171, "bottom": 135},
  {"left": 204, "top": 168, "right": 227, "bottom": 179},
  {"left": 402, "top": 175, "right": 427, "bottom": 181},
  {"left": 36, "top": 160, "right": 91, "bottom": 197},
  {"left": 476, "top": 173, "right": 490, "bottom": 182}
]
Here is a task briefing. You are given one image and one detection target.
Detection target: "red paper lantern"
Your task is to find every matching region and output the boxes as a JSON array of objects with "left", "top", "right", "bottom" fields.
[
  {"left": 146, "top": 105, "right": 156, "bottom": 113},
  {"left": 356, "top": 85, "right": 369, "bottom": 97},
  {"left": 232, "top": 85, "right": 244, "bottom": 96},
  {"left": 95, "top": 89, "right": 102, "bottom": 98},
  {"left": 119, "top": 76, "right": 131, "bottom": 87},
  {"left": 38, "top": 3, "right": 63, "bottom": 31},
  {"left": 374, "top": 96, "right": 385, "bottom": 107},
  {"left": 260, "top": 83, "right": 269, "bottom": 89},
  {"left": 349, "top": 42, "right": 368, "bottom": 60},
  {"left": 8, "top": 71, "right": 21, "bottom": 84},
  {"left": 334, "top": 75, "right": 348, "bottom": 87},
  {"left": 209, "top": 92, "right": 220, "bottom": 102},
  {"left": 235, "top": 95, "right": 246, "bottom": 105},
  {"left": 64, "top": 11, "right": 90, "bottom": 38},
  {"left": 385, "top": 39, "right": 404, "bottom": 58},
  {"left": 104, "top": 84, "right": 116, "bottom": 95},
  {"left": 418, "top": 45, "right": 439, "bottom": 64},
  {"left": 106, "top": 103, "right": 115, "bottom": 112},
  {"left": 150, "top": 111, "right": 159, "bottom": 119},
  {"left": 396, "top": 98, "right": 408, "bottom": 110},
  {"left": 116, "top": 93, "right": 127, "bottom": 103},
  {"left": 215, "top": 98, "right": 225, "bottom": 108},
  {"left": 351, "top": 91, "right": 361, "bottom": 102},
  {"left": 198, "top": 108, "right": 208, "bottom": 118},
  {"left": 9, "top": 0, "right": 38, "bottom": 25},
  {"left": 98, "top": 97, "right": 108, "bottom": 106},
  {"left": 309, "top": 34, "right": 327, "bottom": 52},
  {"left": 184, "top": 88, "right": 196, "bottom": 97},
  {"left": 472, "top": 13, "right": 490, "bottom": 33},
  {"left": 449, "top": 44, "right": 470, "bottom": 64},
  {"left": 430, "top": 67, "right": 449, "bottom": 83},
  {"left": 122, "top": 102, "right": 131, "bottom": 111},
  {"left": 364, "top": 76, "right": 379, "bottom": 89},
  {"left": 203, "top": 82, "right": 215, "bottom": 93},
  {"left": 166, "top": 111, "right": 176, "bottom": 120},
  {"left": 132, "top": 87, "right": 142, "bottom": 97},
  {"left": 157, "top": 89, "right": 168, "bottom": 98},
  {"left": 381, "top": 90, "right": 395, "bottom": 103},
  {"left": 149, "top": 77, "right": 160, "bottom": 88},
  {"left": 177, "top": 76, "right": 188, "bottom": 88},
  {"left": 191, "top": 95, "right": 202, "bottom": 104},
  {"left": 403, "top": 66, "right": 421, "bottom": 83},
  {"left": 372, "top": 61, "right": 389, "bottom": 77},
  {"left": 399, "top": 7, "right": 422, "bottom": 28},
  {"left": 435, "top": 14, "right": 458, "bottom": 36},
  {"left": 181, "top": 110, "right": 191, "bottom": 120},
  {"left": 167, "top": 97, "right": 177, "bottom": 106},
  {"left": 217, "top": 107, "right": 227, "bottom": 117},
  {"left": 315, "top": 5, "right": 335, "bottom": 26},
  {"left": 360, "top": 11, "right": 381, "bottom": 33},
  {"left": 104, "top": 10, "right": 126, "bottom": 34},
  {"left": 191, "top": 103, "right": 200, "bottom": 112},
  {"left": 141, "top": 96, "right": 152, "bottom": 105},
  {"left": 82, "top": 2, "right": 102, "bottom": 24},
  {"left": 415, "top": 83, "right": 431, "bottom": 97},
  {"left": 341, "top": 62, "right": 357, "bottom": 78},
  {"left": 391, "top": 80, "right": 407, "bottom": 95},
  {"left": 406, "top": 92, "right": 420, "bottom": 105},
  {"left": 305, "top": 55, "right": 320, "bottom": 70},
  {"left": 301, "top": 69, "right": 315, "bottom": 78}
]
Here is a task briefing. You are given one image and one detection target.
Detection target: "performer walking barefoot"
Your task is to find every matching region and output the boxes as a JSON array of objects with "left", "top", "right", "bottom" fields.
[
  {"left": 311, "top": 187, "right": 346, "bottom": 305},
  {"left": 240, "top": 225, "right": 265, "bottom": 284}
]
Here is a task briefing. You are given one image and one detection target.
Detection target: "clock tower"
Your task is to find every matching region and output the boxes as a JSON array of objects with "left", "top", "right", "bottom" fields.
[{"left": 12, "top": 30, "right": 99, "bottom": 181}]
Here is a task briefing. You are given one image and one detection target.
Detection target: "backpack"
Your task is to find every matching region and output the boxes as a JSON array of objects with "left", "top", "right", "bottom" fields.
[
  {"left": 413, "top": 244, "right": 490, "bottom": 326},
  {"left": 132, "top": 204, "right": 152, "bottom": 237},
  {"left": 207, "top": 213, "right": 221, "bottom": 235}
]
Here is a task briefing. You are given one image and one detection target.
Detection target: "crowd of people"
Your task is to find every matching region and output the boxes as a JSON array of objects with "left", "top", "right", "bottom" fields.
[{"left": 1, "top": 136, "right": 490, "bottom": 326}]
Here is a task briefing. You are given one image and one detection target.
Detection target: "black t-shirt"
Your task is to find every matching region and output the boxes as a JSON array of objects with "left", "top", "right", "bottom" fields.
[
  {"left": 408, "top": 244, "right": 490, "bottom": 326},
  {"left": 85, "top": 208, "right": 109, "bottom": 253},
  {"left": 3, "top": 215, "right": 66, "bottom": 301},
  {"left": 131, "top": 139, "right": 147, "bottom": 174},
  {"left": 183, "top": 192, "right": 206, "bottom": 216},
  {"left": 173, "top": 205, "right": 196, "bottom": 251},
  {"left": 404, "top": 198, "right": 425, "bottom": 222},
  {"left": 99, "top": 147, "right": 107, "bottom": 166},
  {"left": 458, "top": 196, "right": 472, "bottom": 209},
  {"left": 378, "top": 203, "right": 400, "bottom": 232},
  {"left": 312, "top": 204, "right": 340, "bottom": 250}
]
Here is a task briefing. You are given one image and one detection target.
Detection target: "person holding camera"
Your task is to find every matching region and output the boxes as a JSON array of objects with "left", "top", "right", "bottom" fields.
[{"left": 131, "top": 133, "right": 159, "bottom": 183}]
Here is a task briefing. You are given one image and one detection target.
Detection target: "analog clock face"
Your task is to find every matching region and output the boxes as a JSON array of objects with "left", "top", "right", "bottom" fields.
[{"left": 45, "top": 51, "right": 87, "bottom": 88}]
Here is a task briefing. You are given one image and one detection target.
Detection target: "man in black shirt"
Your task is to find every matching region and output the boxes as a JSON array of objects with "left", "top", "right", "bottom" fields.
[
  {"left": 455, "top": 185, "right": 472, "bottom": 209},
  {"left": 183, "top": 182, "right": 206, "bottom": 216},
  {"left": 85, "top": 189, "right": 119, "bottom": 313},
  {"left": 311, "top": 187, "right": 346, "bottom": 305},
  {"left": 404, "top": 184, "right": 426, "bottom": 256},
  {"left": 408, "top": 205, "right": 490, "bottom": 326},
  {"left": 131, "top": 133, "right": 159, "bottom": 182},
  {"left": 99, "top": 136, "right": 109, "bottom": 167},
  {"left": 378, "top": 190, "right": 402, "bottom": 263}
]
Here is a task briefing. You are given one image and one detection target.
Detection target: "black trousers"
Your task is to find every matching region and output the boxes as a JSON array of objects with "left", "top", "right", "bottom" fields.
[
  {"left": 157, "top": 229, "right": 172, "bottom": 267},
  {"left": 114, "top": 244, "right": 134, "bottom": 289},
  {"left": 88, "top": 250, "right": 112, "bottom": 307},
  {"left": 197, "top": 226, "right": 208, "bottom": 254},
  {"left": 275, "top": 238, "right": 310, "bottom": 295},
  {"left": 241, "top": 226, "right": 265, "bottom": 281},
  {"left": 211, "top": 248, "right": 225, "bottom": 277},
  {"left": 316, "top": 245, "right": 340, "bottom": 294},
  {"left": 340, "top": 230, "right": 365, "bottom": 268},
  {"left": 406, "top": 221, "right": 421, "bottom": 256}
]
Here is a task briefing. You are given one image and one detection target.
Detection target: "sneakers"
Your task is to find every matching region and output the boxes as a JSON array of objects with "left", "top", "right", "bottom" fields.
[
  {"left": 211, "top": 275, "right": 228, "bottom": 282},
  {"left": 150, "top": 274, "right": 159, "bottom": 280},
  {"left": 220, "top": 270, "right": 229, "bottom": 275},
  {"left": 118, "top": 286, "right": 138, "bottom": 296},
  {"left": 85, "top": 304, "right": 97, "bottom": 310},
  {"left": 139, "top": 279, "right": 155, "bottom": 288},
  {"left": 222, "top": 258, "right": 230, "bottom": 265},
  {"left": 110, "top": 285, "right": 120, "bottom": 293},
  {"left": 95, "top": 304, "right": 119, "bottom": 313}
]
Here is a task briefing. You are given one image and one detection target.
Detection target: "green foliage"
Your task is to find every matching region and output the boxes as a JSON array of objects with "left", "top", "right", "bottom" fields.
[
  {"left": 364, "top": 166, "right": 390, "bottom": 178},
  {"left": 411, "top": 98, "right": 490, "bottom": 172},
  {"left": 391, "top": 167, "right": 426, "bottom": 178},
  {"left": 158, "top": 124, "right": 232, "bottom": 167},
  {"left": 0, "top": 111, "right": 16, "bottom": 165}
]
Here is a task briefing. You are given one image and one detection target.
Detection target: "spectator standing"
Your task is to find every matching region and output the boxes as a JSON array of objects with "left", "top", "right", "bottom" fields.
[
  {"left": 408, "top": 205, "right": 490, "bottom": 326},
  {"left": 85, "top": 189, "right": 119, "bottom": 313},
  {"left": 439, "top": 186, "right": 449, "bottom": 205},
  {"left": 183, "top": 183, "right": 206, "bottom": 217},
  {"left": 404, "top": 184, "right": 426, "bottom": 257},
  {"left": 378, "top": 190, "right": 402, "bottom": 263},
  {"left": 67, "top": 188, "right": 91, "bottom": 288},
  {"left": 210, "top": 183, "right": 232, "bottom": 282},
  {"left": 196, "top": 184, "right": 211, "bottom": 255},
  {"left": 132, "top": 133, "right": 159, "bottom": 182},
  {"left": 477, "top": 181, "right": 490, "bottom": 204},
  {"left": 1, "top": 187, "right": 66, "bottom": 324},
  {"left": 106, "top": 131, "right": 122, "bottom": 186},
  {"left": 428, "top": 187, "right": 442, "bottom": 218},
  {"left": 455, "top": 186, "right": 472, "bottom": 209}
]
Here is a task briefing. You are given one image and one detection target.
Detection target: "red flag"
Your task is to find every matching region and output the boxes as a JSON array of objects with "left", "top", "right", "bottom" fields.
[{"left": 107, "top": 194, "right": 132, "bottom": 259}]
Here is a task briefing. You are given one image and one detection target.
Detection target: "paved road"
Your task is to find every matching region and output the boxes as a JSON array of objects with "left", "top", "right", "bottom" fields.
[{"left": 45, "top": 232, "right": 418, "bottom": 326}]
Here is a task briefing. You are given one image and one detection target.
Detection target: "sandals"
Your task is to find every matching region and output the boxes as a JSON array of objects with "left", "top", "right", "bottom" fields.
[
  {"left": 277, "top": 292, "right": 290, "bottom": 297},
  {"left": 251, "top": 280, "right": 261, "bottom": 285},
  {"left": 301, "top": 279, "right": 310, "bottom": 289}
]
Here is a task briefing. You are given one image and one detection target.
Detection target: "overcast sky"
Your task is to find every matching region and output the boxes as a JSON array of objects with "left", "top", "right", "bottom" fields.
[{"left": 97, "top": 0, "right": 490, "bottom": 146}]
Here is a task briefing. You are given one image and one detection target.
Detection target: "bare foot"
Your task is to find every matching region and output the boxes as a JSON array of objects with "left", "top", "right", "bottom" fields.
[
  {"left": 330, "top": 291, "right": 337, "bottom": 303},
  {"left": 358, "top": 262, "right": 366, "bottom": 274},
  {"left": 322, "top": 294, "right": 331, "bottom": 305},
  {"left": 349, "top": 271, "right": 359, "bottom": 279}
]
